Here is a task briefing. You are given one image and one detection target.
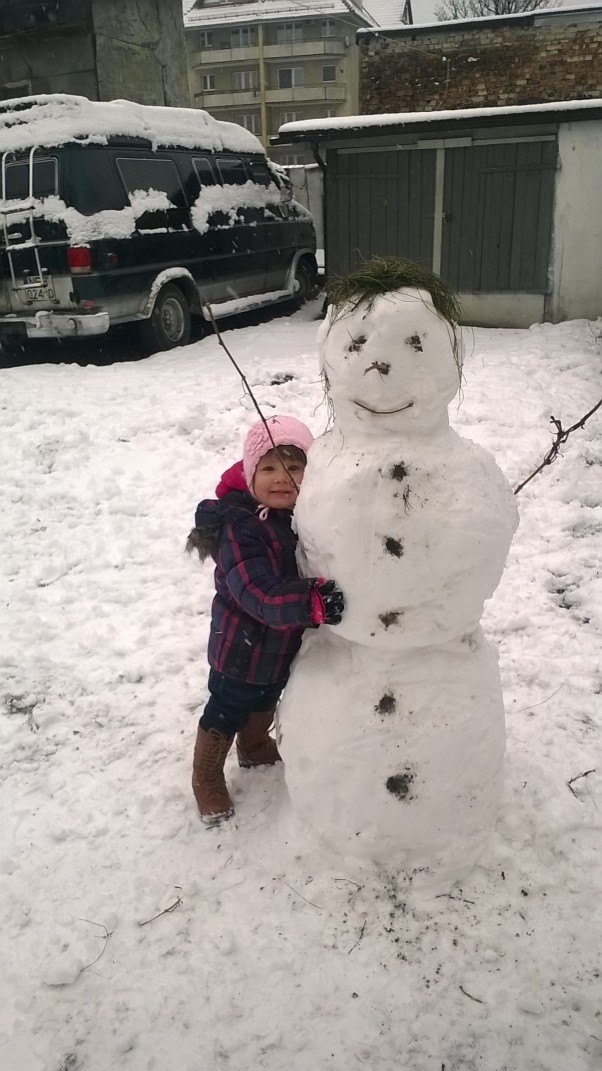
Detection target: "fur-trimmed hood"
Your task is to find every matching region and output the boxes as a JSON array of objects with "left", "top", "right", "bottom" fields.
[{"left": 186, "top": 489, "right": 255, "bottom": 563}]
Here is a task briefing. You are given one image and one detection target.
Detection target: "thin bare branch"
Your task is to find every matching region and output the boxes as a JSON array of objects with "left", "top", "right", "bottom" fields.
[
  {"left": 204, "top": 302, "right": 301, "bottom": 491},
  {"left": 459, "top": 984, "right": 485, "bottom": 1004},
  {"left": 348, "top": 919, "right": 367, "bottom": 954},
  {"left": 514, "top": 398, "right": 602, "bottom": 495},
  {"left": 282, "top": 880, "right": 322, "bottom": 910},
  {"left": 567, "top": 769, "right": 597, "bottom": 800},
  {"left": 138, "top": 896, "right": 183, "bottom": 927}
]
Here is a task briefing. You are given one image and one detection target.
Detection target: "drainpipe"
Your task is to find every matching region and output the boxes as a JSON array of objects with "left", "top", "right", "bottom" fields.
[{"left": 258, "top": 23, "right": 268, "bottom": 149}]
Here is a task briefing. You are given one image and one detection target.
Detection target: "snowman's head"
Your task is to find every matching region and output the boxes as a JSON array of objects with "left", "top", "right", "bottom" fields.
[{"left": 319, "top": 261, "right": 463, "bottom": 436}]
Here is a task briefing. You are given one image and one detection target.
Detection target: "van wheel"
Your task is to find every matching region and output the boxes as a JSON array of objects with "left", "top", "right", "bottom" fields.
[
  {"left": 140, "top": 284, "right": 191, "bottom": 352},
  {"left": 292, "top": 261, "right": 316, "bottom": 308}
]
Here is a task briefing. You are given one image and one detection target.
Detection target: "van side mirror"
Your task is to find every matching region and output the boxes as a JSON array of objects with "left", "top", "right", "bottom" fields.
[{"left": 268, "top": 162, "right": 294, "bottom": 202}]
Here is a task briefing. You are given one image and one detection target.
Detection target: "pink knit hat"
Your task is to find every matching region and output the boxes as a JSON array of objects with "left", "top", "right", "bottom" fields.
[{"left": 243, "top": 415, "right": 314, "bottom": 489}]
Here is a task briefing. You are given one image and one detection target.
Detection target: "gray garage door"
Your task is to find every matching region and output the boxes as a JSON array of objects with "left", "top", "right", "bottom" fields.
[
  {"left": 441, "top": 140, "right": 557, "bottom": 292},
  {"left": 326, "top": 147, "right": 436, "bottom": 279},
  {"left": 326, "top": 138, "right": 556, "bottom": 293}
]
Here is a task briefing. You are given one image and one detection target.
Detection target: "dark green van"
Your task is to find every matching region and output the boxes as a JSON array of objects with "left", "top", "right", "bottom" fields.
[{"left": 0, "top": 95, "right": 317, "bottom": 353}]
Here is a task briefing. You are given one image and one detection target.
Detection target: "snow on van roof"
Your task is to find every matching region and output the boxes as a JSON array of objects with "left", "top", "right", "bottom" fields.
[{"left": 0, "top": 94, "right": 265, "bottom": 156}]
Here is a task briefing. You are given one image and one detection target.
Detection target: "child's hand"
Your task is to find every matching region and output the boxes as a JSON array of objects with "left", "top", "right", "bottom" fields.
[{"left": 314, "top": 579, "right": 345, "bottom": 625}]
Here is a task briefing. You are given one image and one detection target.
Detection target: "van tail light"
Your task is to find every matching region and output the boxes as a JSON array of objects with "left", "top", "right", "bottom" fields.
[{"left": 67, "top": 246, "right": 92, "bottom": 274}]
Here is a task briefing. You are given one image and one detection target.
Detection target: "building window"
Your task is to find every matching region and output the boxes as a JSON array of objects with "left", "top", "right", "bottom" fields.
[
  {"left": 278, "top": 67, "right": 304, "bottom": 90},
  {"left": 199, "top": 30, "right": 213, "bottom": 48},
  {"left": 276, "top": 23, "right": 304, "bottom": 44},
  {"left": 322, "top": 65, "right": 337, "bottom": 83},
  {"left": 233, "top": 113, "right": 261, "bottom": 134},
  {"left": 280, "top": 111, "right": 298, "bottom": 125},
  {"left": 232, "top": 70, "right": 258, "bottom": 91},
  {"left": 281, "top": 154, "right": 302, "bottom": 166},
  {"left": 202, "top": 74, "right": 216, "bottom": 92},
  {"left": 231, "top": 26, "right": 255, "bottom": 48},
  {"left": 321, "top": 19, "right": 336, "bottom": 37}
]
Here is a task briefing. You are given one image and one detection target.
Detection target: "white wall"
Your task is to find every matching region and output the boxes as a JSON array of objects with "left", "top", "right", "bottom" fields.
[
  {"left": 548, "top": 119, "right": 602, "bottom": 323},
  {"left": 460, "top": 293, "right": 545, "bottom": 329},
  {"left": 287, "top": 164, "right": 324, "bottom": 250}
]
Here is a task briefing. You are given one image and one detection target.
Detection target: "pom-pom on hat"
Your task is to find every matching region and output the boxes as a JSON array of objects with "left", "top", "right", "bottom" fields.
[{"left": 243, "top": 415, "right": 314, "bottom": 490}]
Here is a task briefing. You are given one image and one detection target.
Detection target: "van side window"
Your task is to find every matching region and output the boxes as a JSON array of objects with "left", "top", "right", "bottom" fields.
[
  {"left": 116, "top": 157, "right": 186, "bottom": 209},
  {"left": 4, "top": 156, "right": 58, "bottom": 200},
  {"left": 246, "top": 159, "right": 272, "bottom": 188},
  {"left": 192, "top": 157, "right": 216, "bottom": 187},
  {"left": 216, "top": 158, "right": 248, "bottom": 186}
]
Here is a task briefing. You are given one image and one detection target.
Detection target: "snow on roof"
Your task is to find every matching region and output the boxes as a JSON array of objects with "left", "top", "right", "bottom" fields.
[
  {"left": 363, "top": 0, "right": 405, "bottom": 26},
  {"left": 0, "top": 94, "right": 265, "bottom": 156},
  {"left": 275, "top": 97, "right": 602, "bottom": 139},
  {"left": 357, "top": 3, "right": 602, "bottom": 34},
  {"left": 183, "top": 0, "right": 375, "bottom": 29}
]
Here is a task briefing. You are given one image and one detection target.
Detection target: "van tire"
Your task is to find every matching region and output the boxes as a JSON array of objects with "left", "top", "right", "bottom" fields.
[
  {"left": 292, "top": 260, "right": 316, "bottom": 308},
  {"left": 140, "top": 284, "right": 191, "bottom": 352}
]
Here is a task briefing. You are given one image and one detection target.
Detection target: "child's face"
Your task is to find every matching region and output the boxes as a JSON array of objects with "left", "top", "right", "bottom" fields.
[{"left": 252, "top": 448, "right": 306, "bottom": 509}]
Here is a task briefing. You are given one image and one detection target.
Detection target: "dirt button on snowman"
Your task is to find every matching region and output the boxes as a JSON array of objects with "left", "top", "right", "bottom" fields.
[{"left": 278, "top": 258, "right": 519, "bottom": 895}]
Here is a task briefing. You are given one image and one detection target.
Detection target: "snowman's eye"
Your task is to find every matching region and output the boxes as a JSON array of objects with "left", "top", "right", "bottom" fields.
[
  {"left": 347, "top": 334, "right": 367, "bottom": 354},
  {"left": 390, "top": 462, "right": 408, "bottom": 481},
  {"left": 405, "top": 334, "right": 423, "bottom": 352}
]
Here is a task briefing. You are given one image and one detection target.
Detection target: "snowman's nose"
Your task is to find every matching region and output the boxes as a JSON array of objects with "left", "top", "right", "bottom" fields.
[{"left": 363, "top": 361, "right": 390, "bottom": 376}]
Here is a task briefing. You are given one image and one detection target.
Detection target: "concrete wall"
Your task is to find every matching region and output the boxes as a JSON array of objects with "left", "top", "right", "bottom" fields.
[
  {"left": 359, "top": 13, "right": 602, "bottom": 113},
  {"left": 0, "top": 1, "right": 98, "bottom": 99},
  {"left": 91, "top": 0, "right": 190, "bottom": 106},
  {"left": 0, "top": 0, "right": 189, "bottom": 106},
  {"left": 548, "top": 119, "right": 602, "bottom": 323},
  {"left": 287, "top": 164, "right": 324, "bottom": 248}
]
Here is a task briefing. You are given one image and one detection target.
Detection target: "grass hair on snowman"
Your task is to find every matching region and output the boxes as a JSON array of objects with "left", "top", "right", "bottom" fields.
[{"left": 325, "top": 256, "right": 464, "bottom": 381}]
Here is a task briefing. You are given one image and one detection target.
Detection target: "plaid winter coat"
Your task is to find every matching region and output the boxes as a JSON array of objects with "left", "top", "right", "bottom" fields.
[{"left": 194, "top": 486, "right": 318, "bottom": 684}]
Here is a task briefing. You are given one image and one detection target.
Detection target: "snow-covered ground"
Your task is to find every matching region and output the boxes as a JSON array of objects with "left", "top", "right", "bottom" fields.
[{"left": 1, "top": 304, "right": 601, "bottom": 1071}]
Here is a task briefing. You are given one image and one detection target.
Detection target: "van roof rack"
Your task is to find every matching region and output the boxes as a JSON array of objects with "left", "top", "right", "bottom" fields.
[{"left": 0, "top": 93, "right": 265, "bottom": 158}]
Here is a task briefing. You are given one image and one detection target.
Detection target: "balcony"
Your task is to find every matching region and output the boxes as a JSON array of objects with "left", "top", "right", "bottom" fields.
[
  {"left": 265, "top": 85, "right": 347, "bottom": 104},
  {"left": 190, "top": 38, "right": 347, "bottom": 68},
  {"left": 263, "top": 40, "right": 346, "bottom": 60},
  {"left": 197, "top": 89, "right": 260, "bottom": 109},
  {"left": 192, "top": 46, "right": 260, "bottom": 66}
]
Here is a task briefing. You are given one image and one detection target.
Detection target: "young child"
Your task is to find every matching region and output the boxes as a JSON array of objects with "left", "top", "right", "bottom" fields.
[{"left": 187, "top": 415, "right": 344, "bottom": 826}]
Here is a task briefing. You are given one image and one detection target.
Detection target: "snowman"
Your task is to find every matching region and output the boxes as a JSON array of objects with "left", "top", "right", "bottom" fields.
[{"left": 278, "top": 260, "right": 519, "bottom": 893}]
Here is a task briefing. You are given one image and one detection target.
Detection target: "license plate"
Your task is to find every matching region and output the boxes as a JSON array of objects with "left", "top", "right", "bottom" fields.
[{"left": 24, "top": 276, "right": 55, "bottom": 301}]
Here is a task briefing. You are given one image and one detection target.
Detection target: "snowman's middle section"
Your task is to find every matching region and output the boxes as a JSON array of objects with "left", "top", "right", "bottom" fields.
[{"left": 295, "top": 427, "right": 516, "bottom": 650}]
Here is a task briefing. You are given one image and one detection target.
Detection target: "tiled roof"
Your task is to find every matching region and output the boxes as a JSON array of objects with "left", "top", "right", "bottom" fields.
[{"left": 183, "top": 0, "right": 376, "bottom": 28}]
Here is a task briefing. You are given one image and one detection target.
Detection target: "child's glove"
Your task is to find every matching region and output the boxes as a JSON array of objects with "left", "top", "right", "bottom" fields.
[{"left": 310, "top": 579, "right": 345, "bottom": 625}]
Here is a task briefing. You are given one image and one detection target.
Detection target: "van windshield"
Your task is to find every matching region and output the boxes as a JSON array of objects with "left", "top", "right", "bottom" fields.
[{"left": 2, "top": 157, "right": 58, "bottom": 201}]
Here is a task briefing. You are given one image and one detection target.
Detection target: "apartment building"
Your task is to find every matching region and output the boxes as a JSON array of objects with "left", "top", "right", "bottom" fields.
[{"left": 183, "top": 0, "right": 376, "bottom": 164}]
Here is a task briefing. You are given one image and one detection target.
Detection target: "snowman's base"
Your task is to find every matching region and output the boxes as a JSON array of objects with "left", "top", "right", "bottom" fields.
[{"left": 278, "top": 628, "right": 505, "bottom": 893}]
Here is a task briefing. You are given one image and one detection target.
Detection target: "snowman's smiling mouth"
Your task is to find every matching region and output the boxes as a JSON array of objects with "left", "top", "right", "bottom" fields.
[{"left": 353, "top": 400, "right": 414, "bottom": 415}]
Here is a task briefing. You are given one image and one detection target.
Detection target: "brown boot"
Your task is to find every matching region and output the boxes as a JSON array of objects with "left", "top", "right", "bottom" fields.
[
  {"left": 192, "top": 727, "right": 235, "bottom": 825},
  {"left": 236, "top": 708, "right": 282, "bottom": 768}
]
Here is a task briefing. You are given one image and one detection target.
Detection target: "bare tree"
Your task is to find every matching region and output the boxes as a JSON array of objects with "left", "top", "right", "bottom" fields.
[{"left": 436, "top": 0, "right": 553, "bottom": 20}]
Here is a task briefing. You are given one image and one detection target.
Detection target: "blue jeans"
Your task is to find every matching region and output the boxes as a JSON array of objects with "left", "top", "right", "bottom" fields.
[{"left": 199, "top": 669, "right": 287, "bottom": 736}]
